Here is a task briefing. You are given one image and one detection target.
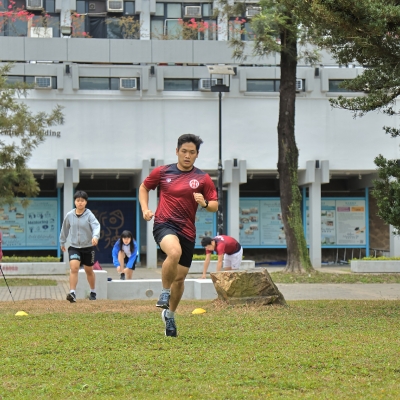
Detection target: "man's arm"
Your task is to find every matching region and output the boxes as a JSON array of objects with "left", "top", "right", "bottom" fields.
[
  {"left": 139, "top": 183, "right": 154, "bottom": 221},
  {"left": 206, "top": 200, "right": 218, "bottom": 213},
  {"left": 193, "top": 193, "right": 218, "bottom": 213},
  {"left": 216, "top": 253, "right": 224, "bottom": 271},
  {"left": 201, "top": 253, "right": 212, "bottom": 279}
]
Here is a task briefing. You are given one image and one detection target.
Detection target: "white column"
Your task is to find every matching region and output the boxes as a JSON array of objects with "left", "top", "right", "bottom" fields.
[
  {"left": 140, "top": 0, "right": 151, "bottom": 40},
  {"left": 299, "top": 160, "right": 329, "bottom": 269},
  {"left": 224, "top": 160, "right": 246, "bottom": 241},
  {"left": 227, "top": 169, "right": 240, "bottom": 240},
  {"left": 215, "top": 0, "right": 229, "bottom": 41},
  {"left": 308, "top": 170, "right": 322, "bottom": 269},
  {"left": 61, "top": 163, "right": 75, "bottom": 267},
  {"left": 389, "top": 225, "right": 400, "bottom": 256},
  {"left": 142, "top": 160, "right": 159, "bottom": 268}
]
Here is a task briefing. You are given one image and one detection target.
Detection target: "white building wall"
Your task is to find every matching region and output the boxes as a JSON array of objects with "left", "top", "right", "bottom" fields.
[{"left": 23, "top": 87, "right": 397, "bottom": 173}]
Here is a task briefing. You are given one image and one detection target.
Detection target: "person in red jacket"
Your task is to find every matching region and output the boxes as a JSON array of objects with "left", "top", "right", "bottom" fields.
[{"left": 200, "top": 235, "right": 243, "bottom": 278}]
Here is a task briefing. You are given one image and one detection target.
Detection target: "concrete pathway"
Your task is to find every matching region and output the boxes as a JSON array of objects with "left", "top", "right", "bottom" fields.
[{"left": 0, "top": 266, "right": 399, "bottom": 302}]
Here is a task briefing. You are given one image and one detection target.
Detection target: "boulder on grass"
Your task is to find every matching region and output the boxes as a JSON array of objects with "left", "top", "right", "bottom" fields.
[{"left": 210, "top": 268, "right": 286, "bottom": 306}]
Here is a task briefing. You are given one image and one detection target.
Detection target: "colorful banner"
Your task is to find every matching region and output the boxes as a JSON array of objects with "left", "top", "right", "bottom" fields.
[{"left": 0, "top": 199, "right": 58, "bottom": 247}]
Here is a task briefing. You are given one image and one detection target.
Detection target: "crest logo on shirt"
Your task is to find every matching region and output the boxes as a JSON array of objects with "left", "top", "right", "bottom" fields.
[
  {"left": 166, "top": 178, "right": 172, "bottom": 183},
  {"left": 189, "top": 179, "right": 199, "bottom": 189}
]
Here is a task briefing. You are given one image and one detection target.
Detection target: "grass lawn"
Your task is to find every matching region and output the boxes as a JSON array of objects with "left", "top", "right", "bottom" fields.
[
  {"left": 270, "top": 271, "right": 400, "bottom": 283},
  {"left": 0, "top": 278, "right": 57, "bottom": 287},
  {"left": 0, "top": 299, "right": 399, "bottom": 399}
]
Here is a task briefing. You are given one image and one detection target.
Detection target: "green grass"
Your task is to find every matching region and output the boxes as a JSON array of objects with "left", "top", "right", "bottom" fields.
[
  {"left": 0, "top": 278, "right": 57, "bottom": 287},
  {"left": 270, "top": 271, "right": 400, "bottom": 283},
  {"left": 0, "top": 300, "right": 399, "bottom": 399}
]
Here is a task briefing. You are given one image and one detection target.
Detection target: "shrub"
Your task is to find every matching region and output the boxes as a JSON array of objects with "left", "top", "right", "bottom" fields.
[
  {"left": 192, "top": 254, "right": 218, "bottom": 260},
  {"left": 2, "top": 256, "right": 61, "bottom": 262},
  {"left": 353, "top": 256, "right": 400, "bottom": 261}
]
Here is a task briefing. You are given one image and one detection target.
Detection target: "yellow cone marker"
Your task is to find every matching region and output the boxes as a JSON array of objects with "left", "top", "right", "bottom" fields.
[
  {"left": 15, "top": 311, "right": 28, "bottom": 316},
  {"left": 192, "top": 308, "right": 206, "bottom": 314}
]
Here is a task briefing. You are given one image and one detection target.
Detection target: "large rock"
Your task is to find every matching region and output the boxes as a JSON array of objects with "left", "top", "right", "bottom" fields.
[{"left": 210, "top": 268, "right": 286, "bottom": 306}]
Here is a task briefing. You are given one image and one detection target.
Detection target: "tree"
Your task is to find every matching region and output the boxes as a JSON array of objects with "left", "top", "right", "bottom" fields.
[
  {"left": 225, "top": 0, "right": 314, "bottom": 273},
  {"left": 0, "top": 63, "right": 64, "bottom": 206},
  {"left": 296, "top": 1, "right": 400, "bottom": 231}
]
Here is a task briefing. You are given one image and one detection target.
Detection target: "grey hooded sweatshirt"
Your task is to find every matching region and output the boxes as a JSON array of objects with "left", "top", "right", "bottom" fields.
[{"left": 60, "top": 208, "right": 100, "bottom": 248}]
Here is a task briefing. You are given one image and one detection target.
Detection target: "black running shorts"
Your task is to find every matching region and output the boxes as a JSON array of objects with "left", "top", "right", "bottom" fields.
[
  {"left": 68, "top": 246, "right": 95, "bottom": 267},
  {"left": 153, "top": 224, "right": 195, "bottom": 268}
]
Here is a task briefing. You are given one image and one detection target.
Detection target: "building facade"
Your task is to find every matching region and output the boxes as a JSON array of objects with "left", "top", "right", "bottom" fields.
[{"left": 1, "top": 0, "right": 399, "bottom": 266}]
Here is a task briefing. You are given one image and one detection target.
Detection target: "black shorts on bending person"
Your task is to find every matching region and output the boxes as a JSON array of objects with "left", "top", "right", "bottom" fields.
[
  {"left": 68, "top": 246, "right": 95, "bottom": 267},
  {"left": 123, "top": 255, "right": 137, "bottom": 270},
  {"left": 153, "top": 224, "right": 195, "bottom": 268}
]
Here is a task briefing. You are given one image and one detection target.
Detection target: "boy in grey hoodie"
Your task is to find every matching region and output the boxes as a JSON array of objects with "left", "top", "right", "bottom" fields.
[{"left": 60, "top": 190, "right": 101, "bottom": 302}]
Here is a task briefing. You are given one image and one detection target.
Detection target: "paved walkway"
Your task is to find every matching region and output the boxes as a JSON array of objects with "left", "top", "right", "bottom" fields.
[{"left": 0, "top": 266, "right": 399, "bottom": 302}]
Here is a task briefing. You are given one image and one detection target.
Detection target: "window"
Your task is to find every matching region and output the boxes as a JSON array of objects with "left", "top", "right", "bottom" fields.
[
  {"left": 79, "top": 77, "right": 141, "bottom": 90},
  {"left": 5, "top": 76, "right": 57, "bottom": 89},
  {"left": 228, "top": 8, "right": 256, "bottom": 42},
  {"left": 0, "top": 0, "right": 60, "bottom": 37},
  {"left": 164, "top": 79, "right": 199, "bottom": 91},
  {"left": 247, "top": 80, "right": 280, "bottom": 92},
  {"left": 74, "top": 0, "right": 137, "bottom": 39},
  {"left": 151, "top": 3, "right": 216, "bottom": 40},
  {"left": 329, "top": 80, "right": 354, "bottom": 92}
]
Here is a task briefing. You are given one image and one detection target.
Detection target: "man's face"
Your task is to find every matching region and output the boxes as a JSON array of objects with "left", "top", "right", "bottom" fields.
[
  {"left": 176, "top": 142, "right": 198, "bottom": 171},
  {"left": 205, "top": 243, "right": 215, "bottom": 252}
]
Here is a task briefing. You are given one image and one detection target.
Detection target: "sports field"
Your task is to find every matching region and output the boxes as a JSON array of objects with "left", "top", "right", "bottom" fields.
[{"left": 0, "top": 299, "right": 399, "bottom": 399}]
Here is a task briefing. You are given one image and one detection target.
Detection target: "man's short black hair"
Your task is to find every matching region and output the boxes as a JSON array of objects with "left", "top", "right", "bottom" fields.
[
  {"left": 74, "top": 190, "right": 88, "bottom": 201},
  {"left": 201, "top": 236, "right": 213, "bottom": 247},
  {"left": 177, "top": 134, "right": 203, "bottom": 152}
]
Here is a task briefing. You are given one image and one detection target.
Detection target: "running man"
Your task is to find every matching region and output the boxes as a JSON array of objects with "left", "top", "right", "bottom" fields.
[{"left": 139, "top": 134, "right": 218, "bottom": 337}]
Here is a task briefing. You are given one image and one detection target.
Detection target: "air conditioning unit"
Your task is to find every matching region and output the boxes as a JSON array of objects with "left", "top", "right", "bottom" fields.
[
  {"left": 120, "top": 78, "right": 137, "bottom": 90},
  {"left": 26, "top": 0, "right": 43, "bottom": 10},
  {"left": 88, "top": 1, "right": 107, "bottom": 13},
  {"left": 245, "top": 6, "right": 261, "bottom": 18},
  {"left": 107, "top": 0, "right": 123, "bottom": 12},
  {"left": 30, "top": 27, "right": 53, "bottom": 38},
  {"left": 35, "top": 77, "right": 52, "bottom": 89},
  {"left": 296, "top": 79, "right": 303, "bottom": 92},
  {"left": 198, "top": 78, "right": 217, "bottom": 91},
  {"left": 184, "top": 6, "right": 202, "bottom": 18}
]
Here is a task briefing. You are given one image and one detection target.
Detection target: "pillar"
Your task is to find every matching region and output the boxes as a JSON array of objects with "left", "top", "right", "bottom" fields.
[
  {"left": 389, "top": 225, "right": 400, "bottom": 256},
  {"left": 224, "top": 159, "right": 246, "bottom": 241},
  {"left": 141, "top": 159, "right": 161, "bottom": 268}
]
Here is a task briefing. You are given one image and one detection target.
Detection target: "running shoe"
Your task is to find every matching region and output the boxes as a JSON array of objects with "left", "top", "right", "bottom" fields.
[{"left": 161, "top": 309, "right": 177, "bottom": 337}]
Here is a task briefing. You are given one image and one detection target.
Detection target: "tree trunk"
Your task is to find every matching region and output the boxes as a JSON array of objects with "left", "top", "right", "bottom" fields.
[{"left": 278, "top": 24, "right": 313, "bottom": 273}]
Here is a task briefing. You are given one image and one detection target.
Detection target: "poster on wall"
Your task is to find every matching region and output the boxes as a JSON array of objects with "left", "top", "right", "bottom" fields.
[
  {"left": 320, "top": 200, "right": 336, "bottom": 245},
  {"left": 336, "top": 200, "right": 366, "bottom": 245},
  {"left": 260, "top": 199, "right": 286, "bottom": 245},
  {"left": 306, "top": 200, "right": 337, "bottom": 245},
  {"left": 239, "top": 200, "right": 261, "bottom": 245},
  {"left": 306, "top": 199, "right": 366, "bottom": 246},
  {"left": 0, "top": 199, "right": 58, "bottom": 247},
  {"left": 195, "top": 207, "right": 215, "bottom": 247}
]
